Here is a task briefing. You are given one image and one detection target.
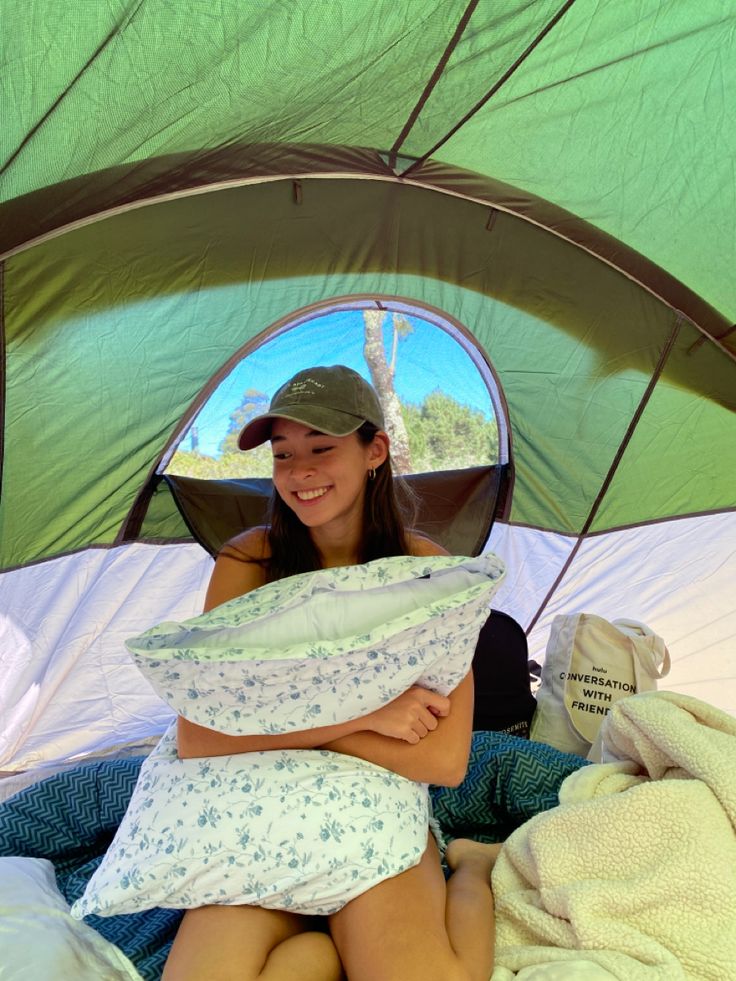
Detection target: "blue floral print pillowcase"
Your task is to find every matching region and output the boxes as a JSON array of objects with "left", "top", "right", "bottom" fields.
[
  {"left": 71, "top": 724, "right": 431, "bottom": 918},
  {"left": 126, "top": 554, "right": 506, "bottom": 735}
]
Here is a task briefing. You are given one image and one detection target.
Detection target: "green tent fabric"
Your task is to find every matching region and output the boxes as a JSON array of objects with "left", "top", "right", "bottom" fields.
[
  {"left": 3, "top": 1, "right": 735, "bottom": 325},
  {"left": 1, "top": 1, "right": 735, "bottom": 773}
]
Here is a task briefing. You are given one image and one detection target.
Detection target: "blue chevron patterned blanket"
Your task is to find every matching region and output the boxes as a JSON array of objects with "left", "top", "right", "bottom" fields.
[{"left": 0, "top": 732, "right": 587, "bottom": 979}]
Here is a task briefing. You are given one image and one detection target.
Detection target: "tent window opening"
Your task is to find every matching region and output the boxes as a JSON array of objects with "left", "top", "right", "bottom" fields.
[{"left": 164, "top": 300, "right": 508, "bottom": 481}]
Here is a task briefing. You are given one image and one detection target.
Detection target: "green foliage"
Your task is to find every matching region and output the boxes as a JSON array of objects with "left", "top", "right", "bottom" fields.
[
  {"left": 168, "top": 445, "right": 273, "bottom": 478},
  {"left": 403, "top": 391, "right": 498, "bottom": 472}
]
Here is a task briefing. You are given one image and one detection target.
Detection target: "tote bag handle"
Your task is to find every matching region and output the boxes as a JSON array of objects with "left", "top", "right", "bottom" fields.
[{"left": 612, "top": 619, "right": 671, "bottom": 681}]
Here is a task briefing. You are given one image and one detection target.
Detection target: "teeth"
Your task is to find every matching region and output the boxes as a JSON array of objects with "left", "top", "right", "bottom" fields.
[{"left": 296, "top": 487, "right": 329, "bottom": 501}]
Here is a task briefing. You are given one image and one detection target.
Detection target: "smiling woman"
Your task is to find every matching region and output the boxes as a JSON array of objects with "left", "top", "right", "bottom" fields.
[
  {"left": 164, "top": 363, "right": 503, "bottom": 981},
  {"left": 270, "top": 418, "right": 386, "bottom": 533},
  {"left": 221, "top": 365, "right": 413, "bottom": 581}
]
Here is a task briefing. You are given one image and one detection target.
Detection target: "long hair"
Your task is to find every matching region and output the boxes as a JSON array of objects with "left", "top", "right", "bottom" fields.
[{"left": 266, "top": 422, "right": 415, "bottom": 582}]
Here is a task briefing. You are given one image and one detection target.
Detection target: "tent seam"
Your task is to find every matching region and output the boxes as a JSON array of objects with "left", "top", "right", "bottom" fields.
[
  {"left": 524, "top": 314, "right": 684, "bottom": 636},
  {"left": 504, "top": 506, "right": 736, "bottom": 538},
  {"left": 388, "top": 0, "right": 479, "bottom": 171},
  {"left": 4, "top": 507, "right": 735, "bottom": 576},
  {"left": 0, "top": 1, "right": 146, "bottom": 180},
  {"left": 399, "top": 0, "right": 579, "bottom": 178},
  {"left": 0, "top": 539, "right": 202, "bottom": 576}
]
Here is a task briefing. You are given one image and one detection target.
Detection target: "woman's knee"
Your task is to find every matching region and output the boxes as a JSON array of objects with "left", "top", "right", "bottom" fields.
[
  {"left": 327, "top": 842, "right": 451, "bottom": 977},
  {"left": 266, "top": 931, "right": 344, "bottom": 981},
  {"left": 162, "top": 904, "right": 309, "bottom": 981},
  {"left": 441, "top": 962, "right": 473, "bottom": 981}
]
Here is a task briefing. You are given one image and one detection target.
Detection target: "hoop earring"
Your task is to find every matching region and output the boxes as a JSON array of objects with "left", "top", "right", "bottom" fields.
[{"left": 368, "top": 468, "right": 376, "bottom": 480}]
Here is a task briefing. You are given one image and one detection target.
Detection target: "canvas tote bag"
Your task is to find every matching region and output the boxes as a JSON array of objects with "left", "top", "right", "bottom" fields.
[{"left": 530, "top": 614, "right": 671, "bottom": 757}]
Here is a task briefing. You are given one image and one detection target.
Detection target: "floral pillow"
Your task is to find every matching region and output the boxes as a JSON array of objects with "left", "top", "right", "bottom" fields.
[
  {"left": 72, "top": 554, "right": 504, "bottom": 920},
  {"left": 72, "top": 723, "right": 431, "bottom": 918},
  {"left": 126, "top": 553, "right": 506, "bottom": 735}
]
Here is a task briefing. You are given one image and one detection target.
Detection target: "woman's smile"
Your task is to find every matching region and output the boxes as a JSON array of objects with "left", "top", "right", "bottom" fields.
[{"left": 294, "top": 485, "right": 332, "bottom": 503}]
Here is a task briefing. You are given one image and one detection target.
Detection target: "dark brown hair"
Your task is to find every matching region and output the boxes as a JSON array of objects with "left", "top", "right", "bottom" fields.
[{"left": 266, "top": 422, "right": 414, "bottom": 581}]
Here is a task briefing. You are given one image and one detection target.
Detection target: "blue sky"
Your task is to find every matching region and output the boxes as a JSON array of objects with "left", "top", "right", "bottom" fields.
[{"left": 185, "top": 310, "right": 495, "bottom": 456}]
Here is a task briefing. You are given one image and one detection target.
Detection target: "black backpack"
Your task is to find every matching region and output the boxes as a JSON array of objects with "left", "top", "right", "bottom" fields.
[{"left": 471, "top": 610, "right": 537, "bottom": 737}]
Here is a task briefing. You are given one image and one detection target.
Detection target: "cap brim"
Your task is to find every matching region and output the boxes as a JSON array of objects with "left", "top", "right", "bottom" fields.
[
  {"left": 237, "top": 415, "right": 277, "bottom": 451},
  {"left": 237, "top": 406, "right": 365, "bottom": 450}
]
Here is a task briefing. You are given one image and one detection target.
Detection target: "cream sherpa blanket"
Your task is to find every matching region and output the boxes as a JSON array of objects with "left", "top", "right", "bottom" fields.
[{"left": 491, "top": 691, "right": 736, "bottom": 981}]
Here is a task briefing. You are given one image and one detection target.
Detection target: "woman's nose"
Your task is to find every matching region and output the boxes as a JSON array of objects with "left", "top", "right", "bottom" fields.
[{"left": 290, "top": 457, "right": 316, "bottom": 478}]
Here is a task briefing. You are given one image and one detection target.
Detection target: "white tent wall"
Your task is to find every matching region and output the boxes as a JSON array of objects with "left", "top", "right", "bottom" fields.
[
  {"left": 534, "top": 513, "right": 736, "bottom": 715},
  {"left": 2, "top": 511, "right": 734, "bottom": 774},
  {"left": 0, "top": 543, "right": 211, "bottom": 772},
  {"left": 490, "top": 514, "right": 736, "bottom": 718}
]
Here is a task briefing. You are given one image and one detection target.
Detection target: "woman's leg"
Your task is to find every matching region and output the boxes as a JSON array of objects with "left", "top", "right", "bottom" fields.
[
  {"left": 163, "top": 904, "right": 344, "bottom": 981},
  {"left": 328, "top": 835, "right": 500, "bottom": 981},
  {"left": 444, "top": 837, "right": 503, "bottom": 975}
]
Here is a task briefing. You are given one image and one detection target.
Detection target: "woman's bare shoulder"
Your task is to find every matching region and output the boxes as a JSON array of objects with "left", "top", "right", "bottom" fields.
[
  {"left": 203, "top": 527, "right": 271, "bottom": 612},
  {"left": 405, "top": 531, "right": 450, "bottom": 557},
  {"left": 219, "top": 525, "right": 272, "bottom": 561}
]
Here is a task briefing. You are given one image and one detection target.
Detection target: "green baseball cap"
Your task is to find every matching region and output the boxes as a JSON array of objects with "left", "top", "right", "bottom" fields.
[{"left": 238, "top": 365, "right": 385, "bottom": 450}]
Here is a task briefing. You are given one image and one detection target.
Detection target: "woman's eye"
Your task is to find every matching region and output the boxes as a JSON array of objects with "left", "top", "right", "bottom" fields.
[
  {"left": 272, "top": 452, "right": 291, "bottom": 461},
  {"left": 312, "top": 446, "right": 334, "bottom": 454}
]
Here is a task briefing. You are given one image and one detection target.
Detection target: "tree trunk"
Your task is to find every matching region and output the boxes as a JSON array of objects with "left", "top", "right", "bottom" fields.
[{"left": 363, "top": 310, "right": 413, "bottom": 473}]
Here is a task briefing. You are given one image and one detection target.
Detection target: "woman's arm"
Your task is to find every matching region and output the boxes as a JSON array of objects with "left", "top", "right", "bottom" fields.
[
  {"left": 322, "top": 671, "right": 474, "bottom": 787},
  {"left": 405, "top": 531, "right": 450, "bottom": 558},
  {"left": 178, "top": 527, "right": 453, "bottom": 758},
  {"left": 178, "top": 527, "right": 286, "bottom": 758},
  {"left": 201, "top": 527, "right": 269, "bottom": 612},
  {"left": 318, "top": 533, "right": 473, "bottom": 786},
  {"left": 178, "top": 675, "right": 472, "bottom": 784},
  {"left": 179, "top": 713, "right": 377, "bottom": 758},
  {"left": 178, "top": 684, "right": 452, "bottom": 757}
]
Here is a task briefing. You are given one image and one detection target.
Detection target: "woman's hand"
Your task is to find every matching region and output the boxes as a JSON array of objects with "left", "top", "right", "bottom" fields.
[{"left": 364, "top": 686, "right": 451, "bottom": 744}]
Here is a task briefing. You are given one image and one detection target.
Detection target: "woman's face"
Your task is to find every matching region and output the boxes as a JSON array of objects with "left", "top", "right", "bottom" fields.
[{"left": 269, "top": 418, "right": 387, "bottom": 532}]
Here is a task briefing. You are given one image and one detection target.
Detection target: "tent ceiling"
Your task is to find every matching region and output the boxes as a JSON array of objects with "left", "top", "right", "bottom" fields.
[
  {"left": 2, "top": 1, "right": 734, "bottom": 324},
  {"left": 2, "top": 148, "right": 733, "bottom": 360}
]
